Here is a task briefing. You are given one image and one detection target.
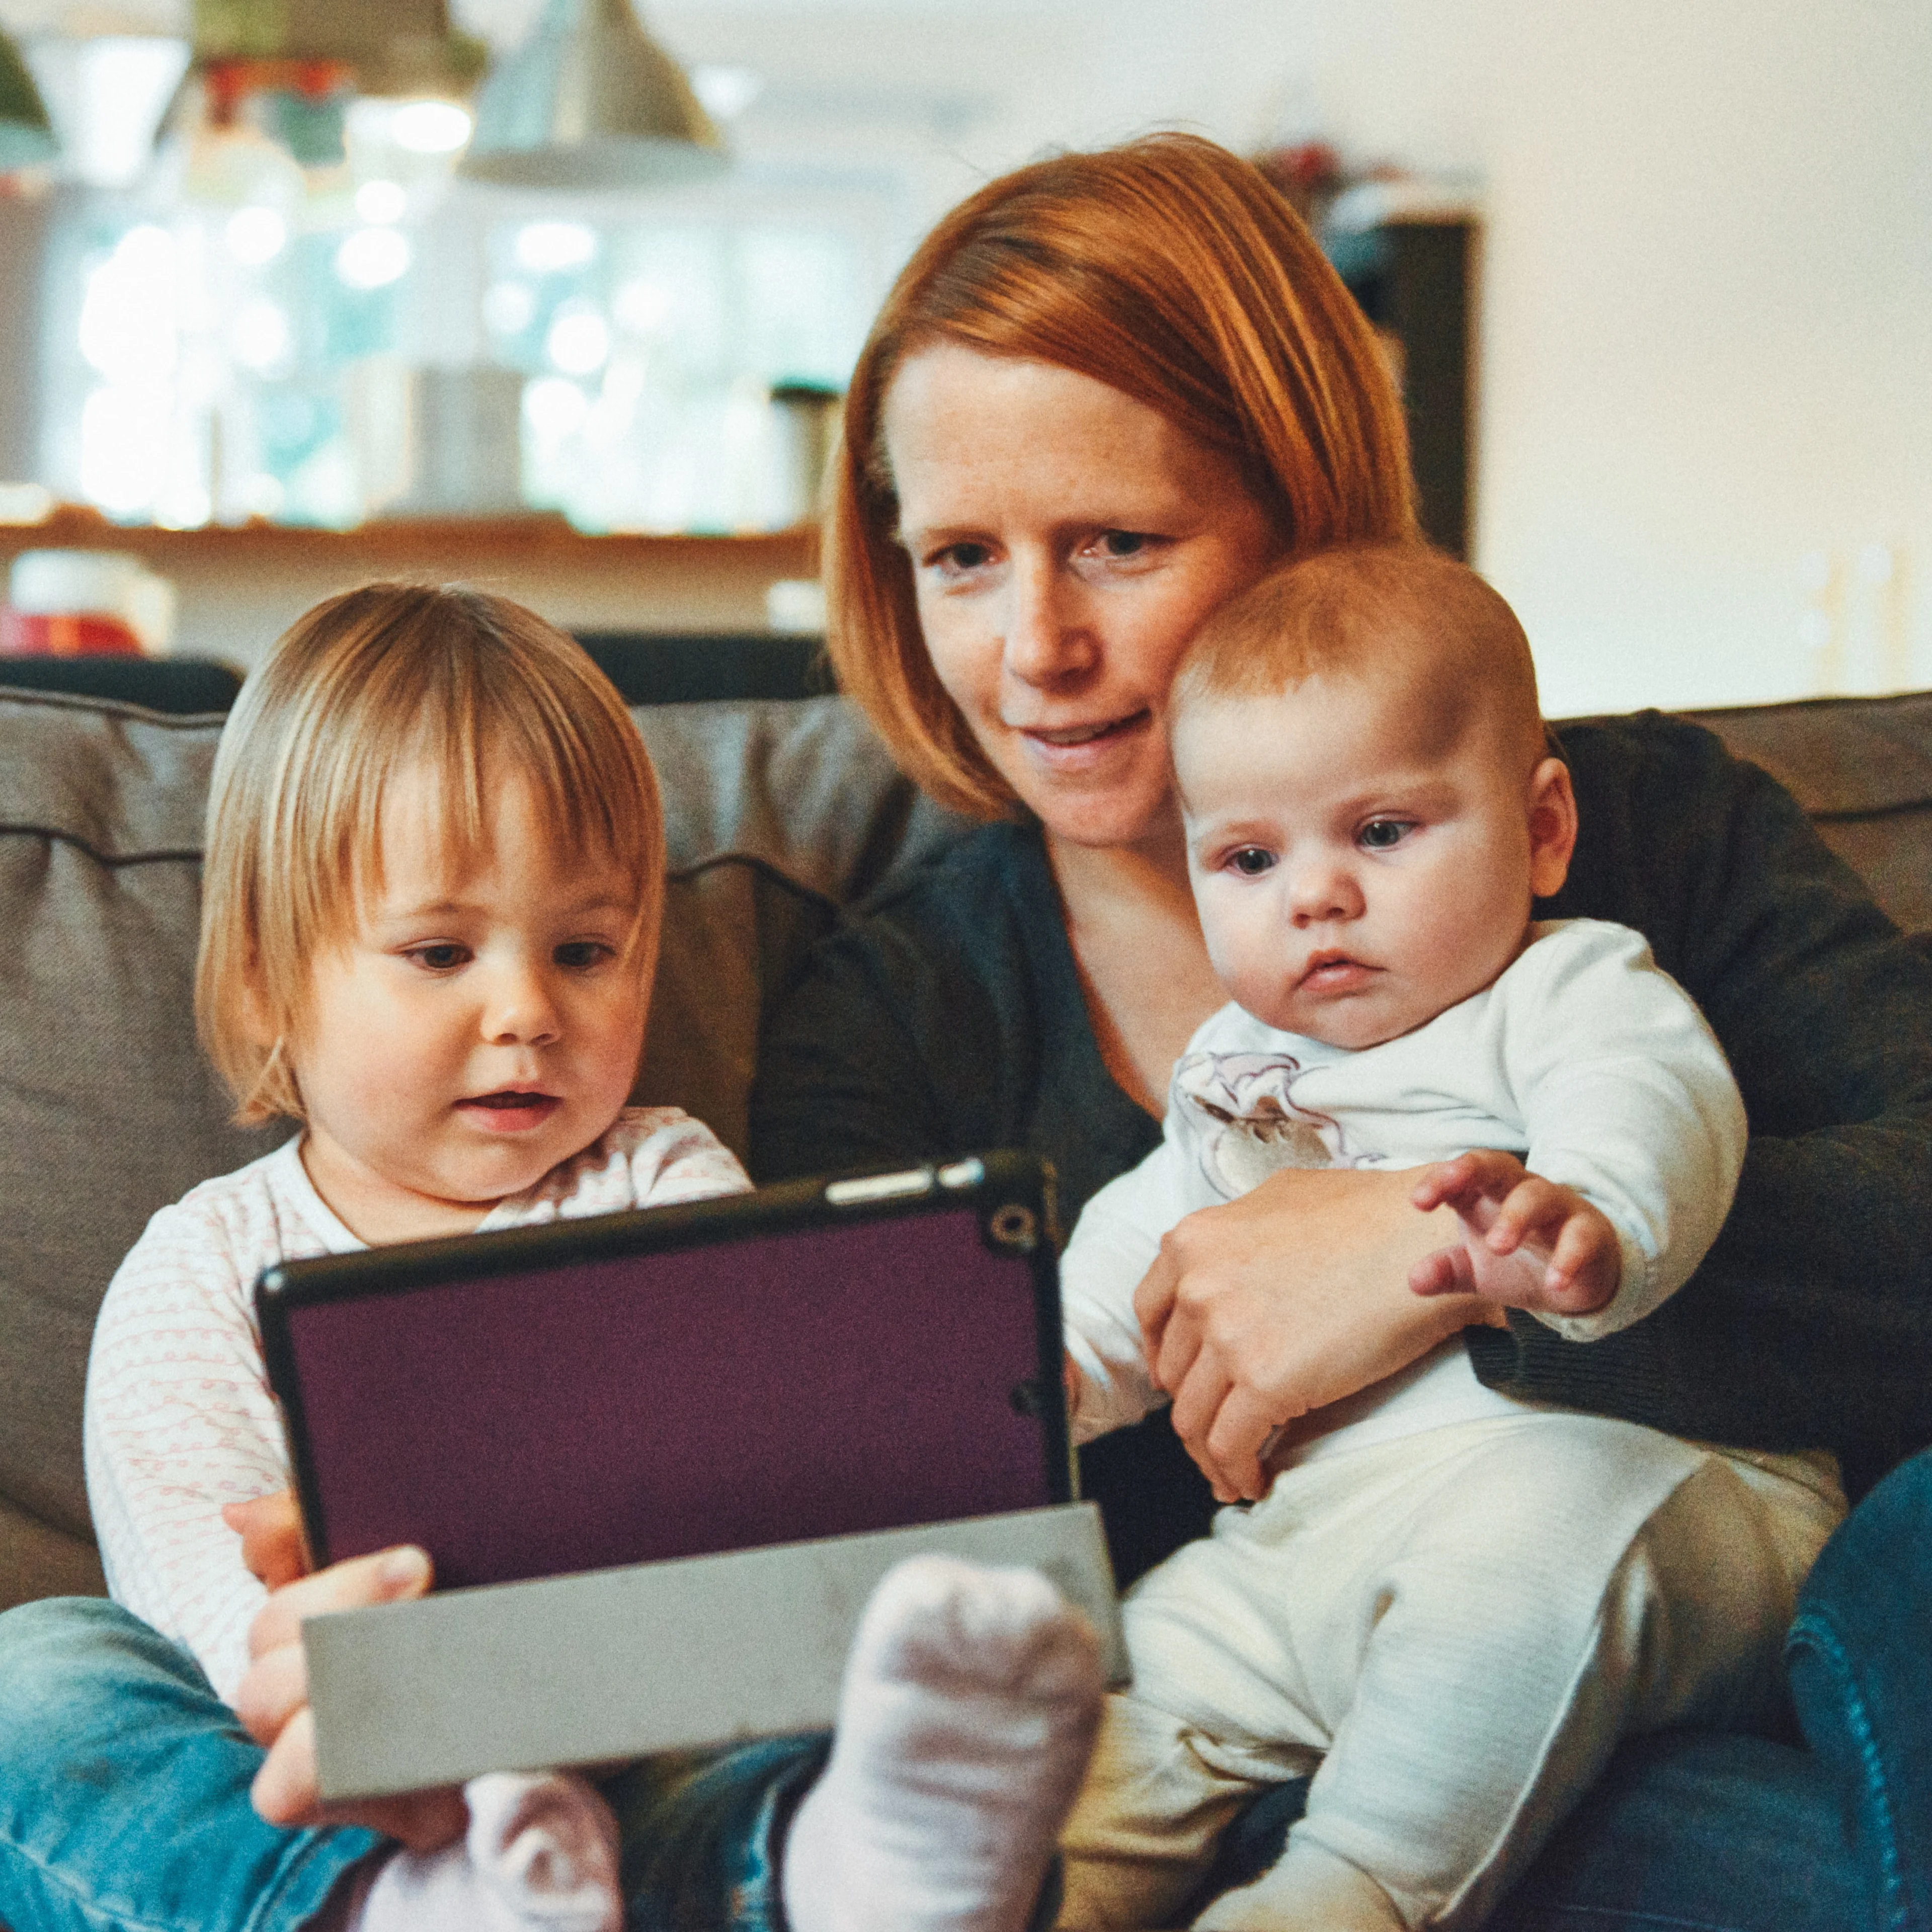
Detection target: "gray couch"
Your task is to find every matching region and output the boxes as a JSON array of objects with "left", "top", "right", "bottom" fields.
[{"left": 2, "top": 677, "right": 1930, "bottom": 1613}]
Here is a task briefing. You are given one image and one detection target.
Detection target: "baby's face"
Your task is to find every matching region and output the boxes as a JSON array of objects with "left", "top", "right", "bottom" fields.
[
  {"left": 1174, "top": 677, "right": 1571, "bottom": 1049},
  {"left": 286, "top": 762, "right": 648, "bottom": 1243}
]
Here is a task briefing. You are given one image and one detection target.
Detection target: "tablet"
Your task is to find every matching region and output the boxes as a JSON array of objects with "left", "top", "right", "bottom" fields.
[{"left": 257, "top": 1151, "right": 1071, "bottom": 1590}]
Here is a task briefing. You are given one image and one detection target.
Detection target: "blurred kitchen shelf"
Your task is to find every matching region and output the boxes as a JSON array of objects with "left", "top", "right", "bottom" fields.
[{"left": 0, "top": 506, "right": 819, "bottom": 576}]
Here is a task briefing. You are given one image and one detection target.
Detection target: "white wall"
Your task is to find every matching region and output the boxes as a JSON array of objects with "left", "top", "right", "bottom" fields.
[{"left": 1288, "top": 0, "right": 1932, "bottom": 715}]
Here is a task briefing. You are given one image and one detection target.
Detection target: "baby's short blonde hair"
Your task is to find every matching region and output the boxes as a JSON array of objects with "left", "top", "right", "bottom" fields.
[
  {"left": 1172, "top": 544, "right": 1550, "bottom": 775},
  {"left": 196, "top": 582, "right": 664, "bottom": 1126}
]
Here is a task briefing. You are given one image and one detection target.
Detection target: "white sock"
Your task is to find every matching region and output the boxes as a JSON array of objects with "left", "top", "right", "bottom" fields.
[
  {"left": 783, "top": 1554, "right": 1105, "bottom": 1932},
  {"left": 346, "top": 1770, "right": 622, "bottom": 1932}
]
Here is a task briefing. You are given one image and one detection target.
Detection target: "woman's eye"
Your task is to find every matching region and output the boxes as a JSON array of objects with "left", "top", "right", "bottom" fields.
[
  {"left": 1228, "top": 847, "right": 1276, "bottom": 876},
  {"left": 930, "top": 540, "right": 994, "bottom": 576},
  {"left": 1358, "top": 820, "right": 1411, "bottom": 851},
  {"left": 1095, "top": 530, "right": 1154, "bottom": 560}
]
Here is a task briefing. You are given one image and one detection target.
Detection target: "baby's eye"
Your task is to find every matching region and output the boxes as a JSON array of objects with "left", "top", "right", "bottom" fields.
[
  {"left": 554, "top": 940, "right": 616, "bottom": 971},
  {"left": 1227, "top": 847, "right": 1276, "bottom": 876},
  {"left": 408, "top": 942, "right": 469, "bottom": 971},
  {"left": 1358, "top": 819, "right": 1412, "bottom": 851}
]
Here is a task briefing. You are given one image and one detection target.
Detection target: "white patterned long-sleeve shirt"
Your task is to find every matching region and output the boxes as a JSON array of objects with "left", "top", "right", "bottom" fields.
[{"left": 85, "top": 1106, "right": 750, "bottom": 1703}]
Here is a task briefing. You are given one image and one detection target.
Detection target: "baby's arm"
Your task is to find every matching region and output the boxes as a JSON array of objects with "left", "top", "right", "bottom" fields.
[
  {"left": 1409, "top": 1149, "right": 1621, "bottom": 1315},
  {"left": 85, "top": 1198, "right": 290, "bottom": 1703},
  {"left": 1444, "top": 921, "right": 1748, "bottom": 1341},
  {"left": 1060, "top": 1145, "right": 1191, "bottom": 1443}
]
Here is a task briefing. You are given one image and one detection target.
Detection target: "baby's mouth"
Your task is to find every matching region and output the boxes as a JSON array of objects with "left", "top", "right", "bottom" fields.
[{"left": 1299, "top": 953, "right": 1376, "bottom": 992}]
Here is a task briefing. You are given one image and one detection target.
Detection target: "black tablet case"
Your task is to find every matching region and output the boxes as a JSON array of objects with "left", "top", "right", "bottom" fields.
[{"left": 258, "top": 1153, "right": 1072, "bottom": 1590}]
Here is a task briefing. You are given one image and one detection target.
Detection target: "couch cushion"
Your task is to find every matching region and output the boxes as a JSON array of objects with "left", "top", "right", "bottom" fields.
[
  {"left": 0, "top": 686, "right": 966, "bottom": 1608},
  {"left": 1683, "top": 690, "right": 1932, "bottom": 935}
]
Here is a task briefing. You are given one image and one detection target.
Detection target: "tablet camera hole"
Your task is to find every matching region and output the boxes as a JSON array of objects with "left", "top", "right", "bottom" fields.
[{"left": 989, "top": 1203, "right": 1038, "bottom": 1251}]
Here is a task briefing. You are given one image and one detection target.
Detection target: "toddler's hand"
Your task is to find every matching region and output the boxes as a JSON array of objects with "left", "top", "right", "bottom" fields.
[
  {"left": 222, "top": 1489, "right": 309, "bottom": 1591},
  {"left": 1407, "top": 1150, "right": 1620, "bottom": 1317},
  {"left": 233, "top": 1541, "right": 466, "bottom": 1850}
]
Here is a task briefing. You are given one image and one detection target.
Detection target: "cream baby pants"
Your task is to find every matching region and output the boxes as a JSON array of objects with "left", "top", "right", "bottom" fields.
[{"left": 1056, "top": 1412, "right": 1844, "bottom": 1932}]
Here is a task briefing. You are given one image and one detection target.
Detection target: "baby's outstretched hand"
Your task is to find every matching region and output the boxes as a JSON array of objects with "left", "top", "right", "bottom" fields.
[{"left": 1407, "top": 1151, "right": 1620, "bottom": 1317}]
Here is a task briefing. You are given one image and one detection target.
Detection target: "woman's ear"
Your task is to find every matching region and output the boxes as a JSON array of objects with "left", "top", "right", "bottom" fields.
[{"left": 1525, "top": 757, "right": 1579, "bottom": 898}]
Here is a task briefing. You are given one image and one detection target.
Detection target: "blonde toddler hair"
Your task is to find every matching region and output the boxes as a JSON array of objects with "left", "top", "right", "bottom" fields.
[{"left": 196, "top": 582, "right": 664, "bottom": 1126}]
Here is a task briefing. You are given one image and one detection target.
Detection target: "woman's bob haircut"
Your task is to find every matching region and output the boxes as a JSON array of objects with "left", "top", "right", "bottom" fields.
[
  {"left": 826, "top": 131, "right": 1419, "bottom": 819},
  {"left": 196, "top": 581, "right": 664, "bottom": 1127}
]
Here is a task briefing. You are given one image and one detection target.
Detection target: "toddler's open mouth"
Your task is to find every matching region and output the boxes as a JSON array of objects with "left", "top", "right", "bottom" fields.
[{"left": 457, "top": 1089, "right": 560, "bottom": 1131}]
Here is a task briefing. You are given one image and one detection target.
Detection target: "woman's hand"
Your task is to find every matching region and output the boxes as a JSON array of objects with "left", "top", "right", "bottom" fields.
[
  {"left": 222, "top": 1491, "right": 465, "bottom": 1850},
  {"left": 1134, "top": 1165, "right": 1501, "bottom": 1503}
]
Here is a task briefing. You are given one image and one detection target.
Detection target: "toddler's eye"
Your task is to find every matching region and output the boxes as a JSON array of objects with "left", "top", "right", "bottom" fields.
[
  {"left": 555, "top": 940, "right": 615, "bottom": 970},
  {"left": 1228, "top": 847, "right": 1276, "bottom": 876},
  {"left": 410, "top": 943, "right": 468, "bottom": 971}
]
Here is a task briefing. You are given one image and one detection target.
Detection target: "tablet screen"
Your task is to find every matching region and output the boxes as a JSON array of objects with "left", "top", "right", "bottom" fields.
[{"left": 264, "top": 1169, "right": 1067, "bottom": 1588}]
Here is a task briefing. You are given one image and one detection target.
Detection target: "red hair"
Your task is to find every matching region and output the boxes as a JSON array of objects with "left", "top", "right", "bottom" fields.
[{"left": 826, "top": 133, "right": 1418, "bottom": 817}]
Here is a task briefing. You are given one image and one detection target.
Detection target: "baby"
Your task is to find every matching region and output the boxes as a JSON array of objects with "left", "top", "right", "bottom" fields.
[
  {"left": 82, "top": 583, "right": 1100, "bottom": 1932},
  {"left": 1054, "top": 546, "right": 1846, "bottom": 1932}
]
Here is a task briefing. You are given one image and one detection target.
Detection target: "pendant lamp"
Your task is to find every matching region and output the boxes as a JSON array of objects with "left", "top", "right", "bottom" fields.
[
  {"left": 462, "top": 0, "right": 726, "bottom": 191},
  {"left": 0, "top": 30, "right": 57, "bottom": 173}
]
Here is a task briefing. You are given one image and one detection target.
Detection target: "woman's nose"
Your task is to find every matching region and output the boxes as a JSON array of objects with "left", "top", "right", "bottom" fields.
[
  {"left": 1289, "top": 860, "right": 1365, "bottom": 926},
  {"left": 1001, "top": 558, "right": 1096, "bottom": 686}
]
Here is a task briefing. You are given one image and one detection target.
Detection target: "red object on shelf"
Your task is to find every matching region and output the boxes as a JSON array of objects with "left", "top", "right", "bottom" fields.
[{"left": 0, "top": 608, "right": 144, "bottom": 657}]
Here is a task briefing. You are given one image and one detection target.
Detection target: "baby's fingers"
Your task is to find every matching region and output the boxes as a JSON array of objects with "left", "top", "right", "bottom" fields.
[
  {"left": 1538, "top": 1214, "right": 1621, "bottom": 1315},
  {"left": 1482, "top": 1176, "right": 1576, "bottom": 1257},
  {"left": 1409, "top": 1246, "right": 1476, "bottom": 1298},
  {"left": 1411, "top": 1149, "right": 1527, "bottom": 1214}
]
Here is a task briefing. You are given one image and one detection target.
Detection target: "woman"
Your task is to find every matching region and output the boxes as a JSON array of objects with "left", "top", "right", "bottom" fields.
[{"left": 747, "top": 132, "right": 1932, "bottom": 1926}]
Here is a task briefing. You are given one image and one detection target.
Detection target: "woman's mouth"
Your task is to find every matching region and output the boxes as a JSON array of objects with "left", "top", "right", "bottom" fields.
[
  {"left": 457, "top": 1090, "right": 561, "bottom": 1132},
  {"left": 1016, "top": 710, "right": 1153, "bottom": 756}
]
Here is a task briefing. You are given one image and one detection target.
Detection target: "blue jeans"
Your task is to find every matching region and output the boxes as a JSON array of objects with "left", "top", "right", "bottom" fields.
[
  {"left": 1788, "top": 1446, "right": 1932, "bottom": 1932},
  {"left": 0, "top": 1597, "right": 826, "bottom": 1932}
]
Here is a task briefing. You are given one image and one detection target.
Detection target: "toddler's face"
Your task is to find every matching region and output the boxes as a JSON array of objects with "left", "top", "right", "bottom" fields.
[
  {"left": 1175, "top": 677, "right": 1573, "bottom": 1049},
  {"left": 285, "top": 763, "right": 648, "bottom": 1243}
]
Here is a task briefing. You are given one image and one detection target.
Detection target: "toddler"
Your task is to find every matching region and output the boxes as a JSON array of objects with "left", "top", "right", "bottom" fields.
[
  {"left": 1054, "top": 546, "right": 1846, "bottom": 1932},
  {"left": 84, "top": 582, "right": 1101, "bottom": 1932}
]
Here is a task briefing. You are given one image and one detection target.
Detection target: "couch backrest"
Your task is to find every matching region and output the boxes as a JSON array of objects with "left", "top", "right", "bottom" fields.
[
  {"left": 0, "top": 686, "right": 966, "bottom": 1604},
  {"left": 1677, "top": 691, "right": 1932, "bottom": 935}
]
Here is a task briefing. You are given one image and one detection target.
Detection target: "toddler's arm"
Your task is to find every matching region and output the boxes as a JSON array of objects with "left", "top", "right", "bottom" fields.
[
  {"left": 1409, "top": 1150, "right": 1621, "bottom": 1315},
  {"left": 85, "top": 1195, "right": 291, "bottom": 1703}
]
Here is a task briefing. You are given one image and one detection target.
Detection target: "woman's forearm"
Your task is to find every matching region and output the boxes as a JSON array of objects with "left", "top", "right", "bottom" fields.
[{"left": 1136, "top": 1164, "right": 1499, "bottom": 1501}]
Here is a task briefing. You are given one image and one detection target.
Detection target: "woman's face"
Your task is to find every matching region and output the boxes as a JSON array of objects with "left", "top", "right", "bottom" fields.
[{"left": 883, "top": 345, "right": 1281, "bottom": 850}]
